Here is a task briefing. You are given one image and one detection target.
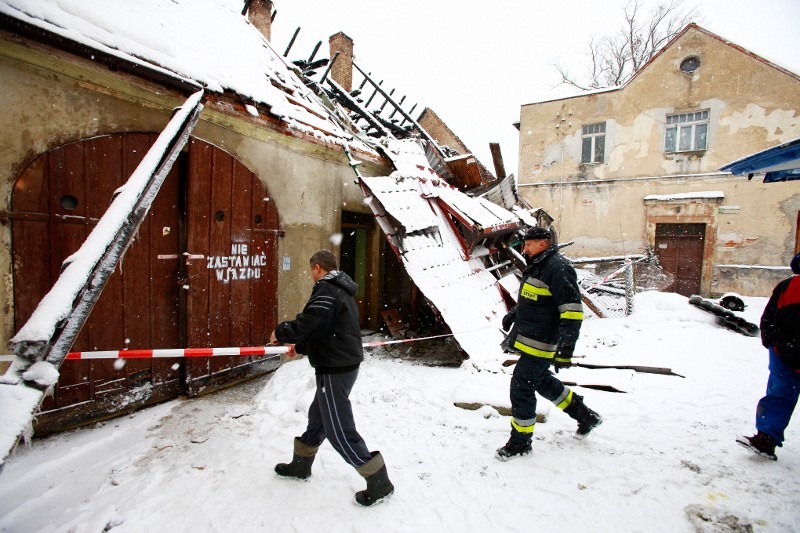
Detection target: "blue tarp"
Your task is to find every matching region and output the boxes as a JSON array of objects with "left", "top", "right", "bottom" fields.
[{"left": 719, "top": 138, "right": 800, "bottom": 183}]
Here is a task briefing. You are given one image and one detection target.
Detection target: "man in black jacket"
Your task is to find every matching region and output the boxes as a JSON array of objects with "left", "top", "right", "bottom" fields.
[
  {"left": 497, "top": 227, "right": 602, "bottom": 460},
  {"left": 270, "top": 250, "right": 393, "bottom": 505},
  {"left": 738, "top": 252, "right": 800, "bottom": 461}
]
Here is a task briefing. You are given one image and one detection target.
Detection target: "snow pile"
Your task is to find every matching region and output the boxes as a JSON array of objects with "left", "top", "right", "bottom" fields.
[
  {"left": 20, "top": 362, "right": 59, "bottom": 388},
  {"left": 1, "top": 292, "right": 798, "bottom": 531}
]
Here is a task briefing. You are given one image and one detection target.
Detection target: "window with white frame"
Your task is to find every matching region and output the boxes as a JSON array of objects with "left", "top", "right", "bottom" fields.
[
  {"left": 665, "top": 110, "right": 708, "bottom": 153},
  {"left": 581, "top": 122, "right": 605, "bottom": 164}
]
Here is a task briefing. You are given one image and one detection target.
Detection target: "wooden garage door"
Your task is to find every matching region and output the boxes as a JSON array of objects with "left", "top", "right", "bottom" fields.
[
  {"left": 11, "top": 133, "right": 182, "bottom": 426},
  {"left": 184, "top": 138, "right": 279, "bottom": 395},
  {"left": 11, "top": 134, "right": 280, "bottom": 432},
  {"left": 654, "top": 223, "right": 705, "bottom": 297}
]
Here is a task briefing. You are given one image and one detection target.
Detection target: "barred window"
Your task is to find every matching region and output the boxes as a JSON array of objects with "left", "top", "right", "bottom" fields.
[
  {"left": 581, "top": 122, "right": 605, "bottom": 164},
  {"left": 665, "top": 110, "right": 709, "bottom": 153}
]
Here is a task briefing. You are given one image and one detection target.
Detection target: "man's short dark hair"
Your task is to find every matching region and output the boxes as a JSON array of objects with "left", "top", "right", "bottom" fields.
[{"left": 310, "top": 249, "right": 338, "bottom": 272}]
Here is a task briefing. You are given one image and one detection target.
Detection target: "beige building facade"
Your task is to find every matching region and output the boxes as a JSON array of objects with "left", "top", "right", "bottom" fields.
[{"left": 517, "top": 24, "right": 800, "bottom": 297}]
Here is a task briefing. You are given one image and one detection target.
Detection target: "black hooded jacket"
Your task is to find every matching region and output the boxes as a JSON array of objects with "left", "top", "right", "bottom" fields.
[{"left": 275, "top": 270, "right": 364, "bottom": 373}]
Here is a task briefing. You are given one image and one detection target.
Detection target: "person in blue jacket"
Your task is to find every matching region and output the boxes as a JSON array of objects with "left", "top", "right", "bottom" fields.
[
  {"left": 497, "top": 227, "right": 602, "bottom": 460},
  {"left": 738, "top": 252, "right": 800, "bottom": 460},
  {"left": 270, "top": 249, "right": 393, "bottom": 505}
]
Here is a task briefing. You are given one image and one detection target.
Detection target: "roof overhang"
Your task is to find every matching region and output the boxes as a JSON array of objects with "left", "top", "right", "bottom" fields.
[{"left": 719, "top": 138, "right": 800, "bottom": 183}]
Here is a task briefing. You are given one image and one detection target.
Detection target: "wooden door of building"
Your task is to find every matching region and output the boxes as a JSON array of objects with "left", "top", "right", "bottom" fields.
[
  {"left": 10, "top": 134, "right": 279, "bottom": 433},
  {"left": 11, "top": 134, "right": 182, "bottom": 431},
  {"left": 654, "top": 223, "right": 705, "bottom": 297},
  {"left": 183, "top": 138, "right": 279, "bottom": 394}
]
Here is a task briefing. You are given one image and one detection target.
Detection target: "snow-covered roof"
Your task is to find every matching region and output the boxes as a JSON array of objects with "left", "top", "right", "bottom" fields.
[
  {"left": 360, "top": 175, "right": 440, "bottom": 234},
  {"left": 0, "top": 0, "right": 348, "bottom": 139}
]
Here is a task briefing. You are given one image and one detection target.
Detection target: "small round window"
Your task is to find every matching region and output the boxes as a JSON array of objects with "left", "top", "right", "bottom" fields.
[
  {"left": 680, "top": 56, "right": 701, "bottom": 73},
  {"left": 60, "top": 195, "right": 78, "bottom": 210}
]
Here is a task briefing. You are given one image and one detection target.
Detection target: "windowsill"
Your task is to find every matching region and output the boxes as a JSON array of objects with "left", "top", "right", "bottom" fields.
[
  {"left": 579, "top": 161, "right": 604, "bottom": 167},
  {"left": 665, "top": 149, "right": 707, "bottom": 156}
]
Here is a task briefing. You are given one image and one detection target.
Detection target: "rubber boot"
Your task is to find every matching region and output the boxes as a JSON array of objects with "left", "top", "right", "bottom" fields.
[
  {"left": 355, "top": 451, "right": 394, "bottom": 506},
  {"left": 275, "top": 437, "right": 319, "bottom": 479},
  {"left": 563, "top": 394, "right": 603, "bottom": 436},
  {"left": 495, "top": 439, "right": 532, "bottom": 461},
  {"left": 736, "top": 431, "right": 777, "bottom": 460}
]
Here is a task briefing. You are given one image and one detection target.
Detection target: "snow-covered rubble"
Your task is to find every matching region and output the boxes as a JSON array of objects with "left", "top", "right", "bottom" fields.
[{"left": 1, "top": 292, "right": 798, "bottom": 531}]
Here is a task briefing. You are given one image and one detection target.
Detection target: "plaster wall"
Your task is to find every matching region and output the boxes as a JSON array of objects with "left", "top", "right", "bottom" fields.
[{"left": 519, "top": 28, "right": 800, "bottom": 183}]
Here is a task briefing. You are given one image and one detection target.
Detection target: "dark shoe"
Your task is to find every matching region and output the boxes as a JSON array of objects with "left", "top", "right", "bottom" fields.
[
  {"left": 737, "top": 432, "right": 777, "bottom": 461},
  {"left": 275, "top": 437, "right": 319, "bottom": 479},
  {"left": 495, "top": 440, "right": 532, "bottom": 461},
  {"left": 355, "top": 452, "right": 394, "bottom": 506},
  {"left": 563, "top": 394, "right": 603, "bottom": 437}
]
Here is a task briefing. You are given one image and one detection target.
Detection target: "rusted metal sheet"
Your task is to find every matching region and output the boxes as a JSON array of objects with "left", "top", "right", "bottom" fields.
[{"left": 445, "top": 154, "right": 484, "bottom": 191}]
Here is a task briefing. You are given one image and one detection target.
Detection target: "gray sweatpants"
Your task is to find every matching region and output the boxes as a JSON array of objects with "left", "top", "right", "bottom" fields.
[{"left": 300, "top": 369, "right": 372, "bottom": 467}]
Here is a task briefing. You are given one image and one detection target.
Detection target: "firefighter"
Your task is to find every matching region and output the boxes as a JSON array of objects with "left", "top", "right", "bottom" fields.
[
  {"left": 270, "top": 250, "right": 393, "bottom": 506},
  {"left": 497, "top": 227, "right": 603, "bottom": 460}
]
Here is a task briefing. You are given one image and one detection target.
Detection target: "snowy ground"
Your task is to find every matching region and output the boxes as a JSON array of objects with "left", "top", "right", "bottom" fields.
[{"left": 1, "top": 292, "right": 798, "bottom": 532}]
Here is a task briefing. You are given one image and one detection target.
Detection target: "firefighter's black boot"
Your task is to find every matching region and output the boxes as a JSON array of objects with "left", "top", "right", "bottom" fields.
[
  {"left": 495, "top": 439, "right": 532, "bottom": 461},
  {"left": 564, "top": 394, "right": 603, "bottom": 437},
  {"left": 275, "top": 437, "right": 319, "bottom": 479},
  {"left": 355, "top": 452, "right": 394, "bottom": 506}
]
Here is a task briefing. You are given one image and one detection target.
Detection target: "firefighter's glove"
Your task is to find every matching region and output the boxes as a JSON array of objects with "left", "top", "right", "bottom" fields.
[
  {"left": 501, "top": 308, "right": 517, "bottom": 332},
  {"left": 553, "top": 348, "right": 573, "bottom": 373}
]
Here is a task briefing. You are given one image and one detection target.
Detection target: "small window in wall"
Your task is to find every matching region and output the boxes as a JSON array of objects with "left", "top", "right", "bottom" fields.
[
  {"left": 665, "top": 110, "right": 709, "bottom": 153},
  {"left": 581, "top": 122, "right": 605, "bottom": 164}
]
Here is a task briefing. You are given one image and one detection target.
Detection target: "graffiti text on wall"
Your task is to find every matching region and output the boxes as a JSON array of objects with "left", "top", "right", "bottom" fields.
[{"left": 207, "top": 244, "right": 266, "bottom": 284}]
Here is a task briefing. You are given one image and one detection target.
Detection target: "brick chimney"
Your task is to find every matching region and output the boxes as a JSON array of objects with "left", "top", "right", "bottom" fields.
[
  {"left": 247, "top": 0, "right": 274, "bottom": 42},
  {"left": 329, "top": 32, "right": 354, "bottom": 91}
]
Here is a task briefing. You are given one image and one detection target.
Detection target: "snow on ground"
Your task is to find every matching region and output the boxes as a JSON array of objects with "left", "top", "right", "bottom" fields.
[{"left": 1, "top": 292, "right": 799, "bottom": 532}]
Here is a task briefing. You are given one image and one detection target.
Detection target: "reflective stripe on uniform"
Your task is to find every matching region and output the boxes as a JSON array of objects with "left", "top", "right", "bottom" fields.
[
  {"left": 555, "top": 388, "right": 574, "bottom": 410},
  {"left": 558, "top": 302, "right": 584, "bottom": 320},
  {"left": 511, "top": 417, "right": 536, "bottom": 434},
  {"left": 520, "top": 277, "right": 552, "bottom": 301},
  {"left": 513, "top": 335, "right": 557, "bottom": 359},
  {"left": 554, "top": 356, "right": 572, "bottom": 364}
]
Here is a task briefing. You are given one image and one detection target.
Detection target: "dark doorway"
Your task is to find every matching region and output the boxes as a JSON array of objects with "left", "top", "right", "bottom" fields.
[
  {"left": 654, "top": 223, "right": 705, "bottom": 296},
  {"left": 340, "top": 212, "right": 374, "bottom": 328}
]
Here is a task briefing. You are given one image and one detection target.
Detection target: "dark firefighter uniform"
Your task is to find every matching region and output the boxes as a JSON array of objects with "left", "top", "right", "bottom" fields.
[{"left": 503, "top": 243, "right": 585, "bottom": 443}]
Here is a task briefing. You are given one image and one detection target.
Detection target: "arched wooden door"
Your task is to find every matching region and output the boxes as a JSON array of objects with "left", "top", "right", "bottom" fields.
[
  {"left": 10, "top": 134, "right": 279, "bottom": 433},
  {"left": 183, "top": 137, "right": 279, "bottom": 394}
]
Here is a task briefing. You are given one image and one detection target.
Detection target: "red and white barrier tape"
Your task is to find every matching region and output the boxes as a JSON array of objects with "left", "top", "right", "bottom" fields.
[
  {"left": 0, "top": 346, "right": 287, "bottom": 362},
  {"left": 0, "top": 328, "right": 498, "bottom": 362},
  {"left": 0, "top": 326, "right": 495, "bottom": 362}
]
